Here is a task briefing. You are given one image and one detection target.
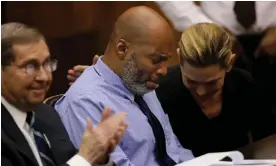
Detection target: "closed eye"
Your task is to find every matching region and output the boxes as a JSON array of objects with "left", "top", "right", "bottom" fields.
[
  {"left": 150, "top": 55, "right": 168, "bottom": 64},
  {"left": 205, "top": 79, "right": 221, "bottom": 86},
  {"left": 187, "top": 79, "right": 198, "bottom": 84}
]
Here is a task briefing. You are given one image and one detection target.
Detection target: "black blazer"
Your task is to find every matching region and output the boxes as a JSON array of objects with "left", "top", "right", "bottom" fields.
[
  {"left": 1, "top": 104, "right": 77, "bottom": 166},
  {"left": 156, "top": 65, "right": 276, "bottom": 157}
]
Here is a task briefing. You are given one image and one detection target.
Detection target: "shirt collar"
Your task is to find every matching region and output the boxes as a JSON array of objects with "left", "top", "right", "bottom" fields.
[
  {"left": 1, "top": 96, "right": 27, "bottom": 129},
  {"left": 94, "top": 56, "right": 135, "bottom": 102}
]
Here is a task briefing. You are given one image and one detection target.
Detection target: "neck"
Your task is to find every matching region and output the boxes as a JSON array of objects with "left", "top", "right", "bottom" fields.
[
  {"left": 102, "top": 46, "right": 123, "bottom": 77},
  {"left": 1, "top": 94, "right": 34, "bottom": 112}
]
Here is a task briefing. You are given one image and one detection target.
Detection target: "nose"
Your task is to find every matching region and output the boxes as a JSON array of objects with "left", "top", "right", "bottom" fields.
[
  {"left": 196, "top": 85, "right": 207, "bottom": 96},
  {"left": 35, "top": 66, "right": 50, "bottom": 82},
  {"left": 156, "top": 63, "right": 167, "bottom": 76}
]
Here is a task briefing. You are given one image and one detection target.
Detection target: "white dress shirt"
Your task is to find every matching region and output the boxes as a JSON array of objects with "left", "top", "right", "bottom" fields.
[
  {"left": 156, "top": 1, "right": 276, "bottom": 35},
  {"left": 1, "top": 96, "right": 112, "bottom": 166}
]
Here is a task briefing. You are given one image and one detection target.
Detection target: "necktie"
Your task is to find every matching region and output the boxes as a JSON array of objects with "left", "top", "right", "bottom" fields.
[
  {"left": 134, "top": 96, "right": 176, "bottom": 166},
  {"left": 234, "top": 1, "right": 256, "bottom": 29},
  {"left": 26, "top": 112, "right": 56, "bottom": 166}
]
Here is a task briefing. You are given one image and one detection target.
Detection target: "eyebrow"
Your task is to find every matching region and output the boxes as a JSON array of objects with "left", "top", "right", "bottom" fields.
[
  {"left": 184, "top": 74, "right": 221, "bottom": 83},
  {"left": 205, "top": 78, "right": 221, "bottom": 83},
  {"left": 19, "top": 55, "right": 51, "bottom": 65}
]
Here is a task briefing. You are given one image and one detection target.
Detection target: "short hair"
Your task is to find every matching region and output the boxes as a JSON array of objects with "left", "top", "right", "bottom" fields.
[
  {"left": 1, "top": 22, "right": 44, "bottom": 66},
  {"left": 179, "top": 23, "right": 233, "bottom": 68}
]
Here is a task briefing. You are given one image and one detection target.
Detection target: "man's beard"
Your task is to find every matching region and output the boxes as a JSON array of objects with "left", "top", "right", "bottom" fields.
[{"left": 121, "top": 54, "right": 152, "bottom": 96}]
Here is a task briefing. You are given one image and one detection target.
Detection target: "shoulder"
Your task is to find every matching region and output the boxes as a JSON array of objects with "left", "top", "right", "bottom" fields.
[
  {"left": 63, "top": 66, "right": 112, "bottom": 103},
  {"left": 35, "top": 104, "right": 74, "bottom": 139},
  {"left": 35, "top": 104, "right": 77, "bottom": 163},
  {"left": 228, "top": 68, "right": 255, "bottom": 84},
  {"left": 35, "top": 104, "right": 57, "bottom": 116},
  {"left": 224, "top": 68, "right": 264, "bottom": 108},
  {"left": 35, "top": 104, "right": 71, "bottom": 138},
  {"left": 68, "top": 66, "right": 105, "bottom": 94},
  {"left": 55, "top": 89, "right": 108, "bottom": 118},
  {"left": 225, "top": 67, "right": 256, "bottom": 91},
  {"left": 35, "top": 104, "right": 64, "bottom": 125}
]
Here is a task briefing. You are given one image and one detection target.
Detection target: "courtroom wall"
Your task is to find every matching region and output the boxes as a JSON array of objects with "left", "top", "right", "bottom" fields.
[{"left": 2, "top": 1, "right": 180, "bottom": 96}]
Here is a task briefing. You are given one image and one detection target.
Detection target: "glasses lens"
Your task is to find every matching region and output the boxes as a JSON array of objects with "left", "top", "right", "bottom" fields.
[{"left": 25, "top": 64, "right": 35, "bottom": 75}]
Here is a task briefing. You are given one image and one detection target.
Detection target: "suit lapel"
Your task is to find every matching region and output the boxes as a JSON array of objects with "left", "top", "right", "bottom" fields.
[
  {"left": 34, "top": 109, "right": 59, "bottom": 165},
  {"left": 1, "top": 104, "right": 39, "bottom": 166}
]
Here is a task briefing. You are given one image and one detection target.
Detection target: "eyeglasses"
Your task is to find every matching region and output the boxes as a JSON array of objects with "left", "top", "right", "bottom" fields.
[{"left": 10, "top": 59, "right": 58, "bottom": 76}]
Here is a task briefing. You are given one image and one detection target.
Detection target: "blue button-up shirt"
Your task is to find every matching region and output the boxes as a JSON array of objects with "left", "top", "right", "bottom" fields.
[{"left": 55, "top": 57, "right": 194, "bottom": 166}]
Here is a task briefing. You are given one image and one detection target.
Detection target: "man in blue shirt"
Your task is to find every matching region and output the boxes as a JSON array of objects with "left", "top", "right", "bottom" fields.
[{"left": 55, "top": 6, "right": 194, "bottom": 166}]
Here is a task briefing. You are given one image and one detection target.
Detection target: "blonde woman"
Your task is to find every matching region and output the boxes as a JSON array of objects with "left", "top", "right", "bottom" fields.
[
  {"left": 67, "top": 23, "right": 276, "bottom": 157},
  {"left": 156, "top": 23, "right": 276, "bottom": 157}
]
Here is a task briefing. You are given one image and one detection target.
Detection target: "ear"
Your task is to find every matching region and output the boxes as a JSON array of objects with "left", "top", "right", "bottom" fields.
[
  {"left": 116, "top": 39, "right": 128, "bottom": 60},
  {"left": 177, "top": 48, "right": 185, "bottom": 66},
  {"left": 226, "top": 54, "right": 236, "bottom": 72},
  {"left": 176, "top": 48, "right": 180, "bottom": 58},
  {"left": 177, "top": 48, "right": 181, "bottom": 63}
]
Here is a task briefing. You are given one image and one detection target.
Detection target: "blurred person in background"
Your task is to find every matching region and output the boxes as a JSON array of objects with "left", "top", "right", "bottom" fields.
[{"left": 156, "top": 1, "right": 276, "bottom": 64}]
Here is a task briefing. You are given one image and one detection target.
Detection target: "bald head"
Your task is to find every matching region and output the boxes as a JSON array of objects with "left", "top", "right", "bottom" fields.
[
  {"left": 111, "top": 6, "right": 173, "bottom": 44},
  {"left": 103, "top": 6, "right": 175, "bottom": 95}
]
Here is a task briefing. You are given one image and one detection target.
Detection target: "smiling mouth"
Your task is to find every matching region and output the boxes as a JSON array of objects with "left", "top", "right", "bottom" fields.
[{"left": 30, "top": 88, "right": 46, "bottom": 94}]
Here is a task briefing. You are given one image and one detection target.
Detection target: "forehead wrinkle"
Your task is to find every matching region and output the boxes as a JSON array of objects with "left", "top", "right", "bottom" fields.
[{"left": 12, "top": 40, "right": 50, "bottom": 64}]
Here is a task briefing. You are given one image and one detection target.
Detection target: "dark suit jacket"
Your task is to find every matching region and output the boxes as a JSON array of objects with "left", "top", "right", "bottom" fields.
[
  {"left": 156, "top": 65, "right": 276, "bottom": 157},
  {"left": 1, "top": 103, "right": 77, "bottom": 166}
]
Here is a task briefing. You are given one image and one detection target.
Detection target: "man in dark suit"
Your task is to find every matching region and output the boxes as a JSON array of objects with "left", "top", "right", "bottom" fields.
[{"left": 1, "top": 22, "right": 128, "bottom": 166}]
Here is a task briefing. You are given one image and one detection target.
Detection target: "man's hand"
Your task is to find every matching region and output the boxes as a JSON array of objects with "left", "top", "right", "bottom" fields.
[
  {"left": 255, "top": 28, "right": 276, "bottom": 59},
  {"left": 67, "top": 55, "right": 100, "bottom": 86},
  {"left": 67, "top": 65, "right": 88, "bottom": 86},
  {"left": 78, "top": 107, "right": 128, "bottom": 165}
]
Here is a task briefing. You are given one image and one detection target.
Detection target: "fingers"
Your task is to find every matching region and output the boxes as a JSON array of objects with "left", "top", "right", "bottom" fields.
[
  {"left": 67, "top": 65, "right": 88, "bottom": 79},
  {"left": 110, "top": 112, "right": 127, "bottom": 126},
  {"left": 107, "top": 139, "right": 117, "bottom": 153},
  {"left": 67, "top": 74, "right": 78, "bottom": 86},
  {"left": 107, "top": 124, "right": 128, "bottom": 153},
  {"left": 73, "top": 65, "right": 89, "bottom": 73},
  {"left": 85, "top": 119, "right": 94, "bottom": 133},
  {"left": 115, "top": 125, "right": 128, "bottom": 143},
  {"left": 99, "top": 112, "right": 127, "bottom": 139},
  {"left": 68, "top": 69, "right": 81, "bottom": 77},
  {"left": 67, "top": 74, "right": 78, "bottom": 82},
  {"left": 93, "top": 55, "right": 100, "bottom": 65},
  {"left": 67, "top": 65, "right": 88, "bottom": 85},
  {"left": 101, "top": 107, "right": 112, "bottom": 122},
  {"left": 67, "top": 69, "right": 82, "bottom": 83}
]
